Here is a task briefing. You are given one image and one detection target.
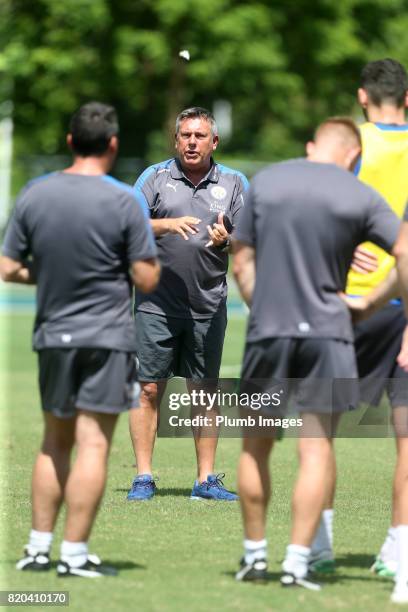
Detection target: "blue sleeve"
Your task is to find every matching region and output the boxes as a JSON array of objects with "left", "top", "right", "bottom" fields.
[{"left": 134, "top": 166, "right": 157, "bottom": 216}]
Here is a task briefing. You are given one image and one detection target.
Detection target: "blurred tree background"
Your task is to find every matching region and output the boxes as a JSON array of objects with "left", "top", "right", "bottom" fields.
[{"left": 1, "top": 0, "right": 408, "bottom": 186}]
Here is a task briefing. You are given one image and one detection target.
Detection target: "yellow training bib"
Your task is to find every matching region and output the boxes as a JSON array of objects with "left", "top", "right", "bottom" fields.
[{"left": 347, "top": 122, "right": 408, "bottom": 295}]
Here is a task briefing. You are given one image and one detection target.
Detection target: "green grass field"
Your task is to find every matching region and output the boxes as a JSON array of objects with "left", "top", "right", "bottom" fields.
[{"left": 0, "top": 289, "right": 399, "bottom": 611}]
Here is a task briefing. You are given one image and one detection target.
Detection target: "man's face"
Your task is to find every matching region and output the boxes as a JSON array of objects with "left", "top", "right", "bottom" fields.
[{"left": 175, "top": 117, "right": 218, "bottom": 172}]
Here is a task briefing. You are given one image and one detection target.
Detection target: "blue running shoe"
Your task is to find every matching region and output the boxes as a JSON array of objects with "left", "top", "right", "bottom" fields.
[
  {"left": 127, "top": 474, "right": 157, "bottom": 501},
  {"left": 190, "top": 473, "right": 238, "bottom": 501}
]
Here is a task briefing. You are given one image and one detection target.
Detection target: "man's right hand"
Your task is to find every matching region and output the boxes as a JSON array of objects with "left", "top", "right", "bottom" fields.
[
  {"left": 151, "top": 216, "right": 201, "bottom": 240},
  {"left": 167, "top": 216, "right": 201, "bottom": 240}
]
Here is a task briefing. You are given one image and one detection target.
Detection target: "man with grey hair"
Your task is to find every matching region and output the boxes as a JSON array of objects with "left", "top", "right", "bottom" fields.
[{"left": 127, "top": 107, "right": 248, "bottom": 501}]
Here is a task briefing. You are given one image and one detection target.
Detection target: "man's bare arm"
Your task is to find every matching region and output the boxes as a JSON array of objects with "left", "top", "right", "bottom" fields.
[
  {"left": 232, "top": 242, "right": 255, "bottom": 307},
  {"left": 339, "top": 267, "right": 399, "bottom": 324},
  {"left": 131, "top": 258, "right": 161, "bottom": 294},
  {"left": 393, "top": 222, "right": 408, "bottom": 371},
  {"left": 0, "top": 256, "right": 35, "bottom": 284},
  {"left": 394, "top": 222, "right": 408, "bottom": 318}
]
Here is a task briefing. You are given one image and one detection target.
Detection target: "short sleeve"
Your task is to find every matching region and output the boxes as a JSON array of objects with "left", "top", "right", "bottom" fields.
[
  {"left": 133, "top": 166, "right": 157, "bottom": 216},
  {"left": 228, "top": 172, "right": 249, "bottom": 232},
  {"left": 233, "top": 180, "right": 256, "bottom": 246},
  {"left": 364, "top": 190, "right": 401, "bottom": 253},
  {"left": 1, "top": 194, "right": 30, "bottom": 261},
  {"left": 123, "top": 193, "right": 157, "bottom": 263}
]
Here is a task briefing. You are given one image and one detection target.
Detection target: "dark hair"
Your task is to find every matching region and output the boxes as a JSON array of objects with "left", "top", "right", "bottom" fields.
[
  {"left": 69, "top": 102, "right": 119, "bottom": 156},
  {"left": 175, "top": 107, "right": 218, "bottom": 136},
  {"left": 361, "top": 59, "right": 408, "bottom": 107},
  {"left": 315, "top": 116, "right": 362, "bottom": 148}
]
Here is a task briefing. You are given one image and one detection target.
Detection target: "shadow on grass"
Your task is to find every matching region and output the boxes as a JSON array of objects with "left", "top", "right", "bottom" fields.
[
  {"left": 223, "top": 556, "right": 386, "bottom": 586},
  {"left": 223, "top": 570, "right": 281, "bottom": 582},
  {"left": 96, "top": 560, "right": 146, "bottom": 571},
  {"left": 335, "top": 553, "right": 375, "bottom": 569},
  {"left": 115, "top": 487, "right": 192, "bottom": 497},
  {"left": 4, "top": 560, "right": 146, "bottom": 573}
]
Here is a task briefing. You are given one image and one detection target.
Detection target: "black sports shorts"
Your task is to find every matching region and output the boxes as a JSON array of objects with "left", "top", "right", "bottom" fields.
[
  {"left": 354, "top": 303, "right": 408, "bottom": 408},
  {"left": 240, "top": 337, "right": 358, "bottom": 414},
  {"left": 134, "top": 310, "right": 227, "bottom": 381},
  {"left": 38, "top": 348, "right": 138, "bottom": 418}
]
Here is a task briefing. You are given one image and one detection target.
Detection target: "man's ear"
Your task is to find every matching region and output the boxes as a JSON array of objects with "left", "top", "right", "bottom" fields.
[
  {"left": 358, "top": 88, "right": 368, "bottom": 108},
  {"left": 347, "top": 146, "right": 362, "bottom": 172},
  {"left": 66, "top": 134, "right": 73, "bottom": 150},
  {"left": 212, "top": 135, "right": 219, "bottom": 151},
  {"left": 109, "top": 135, "right": 119, "bottom": 155},
  {"left": 305, "top": 141, "right": 315, "bottom": 157},
  {"left": 405, "top": 91, "right": 408, "bottom": 109}
]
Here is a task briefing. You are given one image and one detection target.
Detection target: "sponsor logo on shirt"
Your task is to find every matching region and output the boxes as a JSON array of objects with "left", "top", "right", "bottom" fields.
[
  {"left": 61, "top": 334, "right": 72, "bottom": 343},
  {"left": 211, "top": 186, "right": 227, "bottom": 200},
  {"left": 166, "top": 182, "right": 177, "bottom": 192},
  {"left": 210, "top": 201, "right": 227, "bottom": 213},
  {"left": 298, "top": 322, "right": 310, "bottom": 333}
]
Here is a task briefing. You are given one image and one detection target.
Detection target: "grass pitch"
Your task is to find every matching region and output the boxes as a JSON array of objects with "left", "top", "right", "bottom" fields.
[{"left": 0, "top": 291, "right": 398, "bottom": 611}]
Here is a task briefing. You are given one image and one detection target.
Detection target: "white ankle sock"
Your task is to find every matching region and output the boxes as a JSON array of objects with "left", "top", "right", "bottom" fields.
[
  {"left": 243, "top": 538, "right": 267, "bottom": 564},
  {"left": 27, "top": 529, "right": 53, "bottom": 555},
  {"left": 282, "top": 544, "right": 311, "bottom": 579},
  {"left": 395, "top": 525, "right": 408, "bottom": 587},
  {"left": 60, "top": 541, "right": 88, "bottom": 568},
  {"left": 311, "top": 509, "right": 334, "bottom": 559},
  {"left": 380, "top": 526, "right": 396, "bottom": 563}
]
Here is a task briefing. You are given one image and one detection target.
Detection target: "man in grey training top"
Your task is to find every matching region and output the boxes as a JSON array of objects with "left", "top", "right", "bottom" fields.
[
  {"left": 127, "top": 107, "right": 248, "bottom": 501},
  {"left": 0, "top": 102, "right": 160, "bottom": 577},
  {"left": 232, "top": 117, "right": 400, "bottom": 589}
]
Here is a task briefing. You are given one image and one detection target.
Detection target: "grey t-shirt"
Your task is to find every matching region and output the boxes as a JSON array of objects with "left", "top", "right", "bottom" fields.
[
  {"left": 2, "top": 172, "right": 157, "bottom": 351},
  {"left": 235, "top": 159, "right": 400, "bottom": 343},
  {"left": 134, "top": 158, "right": 248, "bottom": 319}
]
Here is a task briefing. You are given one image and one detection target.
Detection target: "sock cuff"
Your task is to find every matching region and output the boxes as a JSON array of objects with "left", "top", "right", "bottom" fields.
[
  {"left": 28, "top": 530, "right": 53, "bottom": 554},
  {"left": 287, "top": 544, "right": 310, "bottom": 556},
  {"left": 395, "top": 525, "right": 408, "bottom": 535},
  {"left": 60, "top": 540, "right": 88, "bottom": 556},
  {"left": 322, "top": 509, "right": 334, "bottom": 519},
  {"left": 244, "top": 538, "right": 267, "bottom": 550}
]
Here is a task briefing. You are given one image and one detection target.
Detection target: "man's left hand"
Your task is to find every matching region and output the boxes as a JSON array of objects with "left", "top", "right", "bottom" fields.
[{"left": 205, "top": 212, "right": 229, "bottom": 247}]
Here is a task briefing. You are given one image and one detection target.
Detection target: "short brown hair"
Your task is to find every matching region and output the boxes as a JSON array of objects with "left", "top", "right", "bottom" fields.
[
  {"left": 315, "top": 116, "right": 361, "bottom": 149},
  {"left": 175, "top": 107, "right": 218, "bottom": 136}
]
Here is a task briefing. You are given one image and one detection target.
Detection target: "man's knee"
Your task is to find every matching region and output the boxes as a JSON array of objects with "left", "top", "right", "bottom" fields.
[
  {"left": 75, "top": 410, "right": 117, "bottom": 452},
  {"left": 297, "top": 436, "right": 333, "bottom": 464},
  {"left": 242, "top": 437, "right": 274, "bottom": 460},
  {"left": 140, "top": 382, "right": 162, "bottom": 406},
  {"left": 42, "top": 413, "right": 75, "bottom": 453}
]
